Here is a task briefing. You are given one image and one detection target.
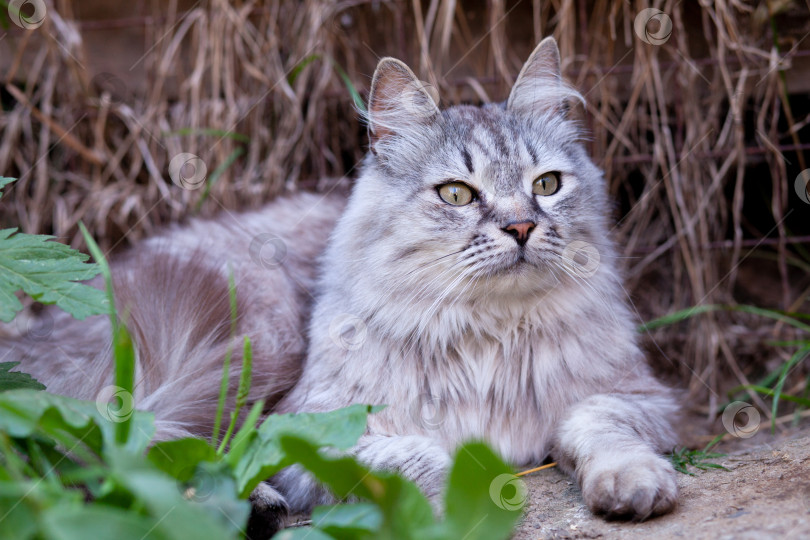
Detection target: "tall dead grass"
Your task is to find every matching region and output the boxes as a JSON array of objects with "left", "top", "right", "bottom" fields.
[{"left": 1, "top": 0, "right": 809, "bottom": 415}]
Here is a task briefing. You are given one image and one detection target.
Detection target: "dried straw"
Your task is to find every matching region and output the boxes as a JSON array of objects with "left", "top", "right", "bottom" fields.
[{"left": 1, "top": 0, "right": 809, "bottom": 413}]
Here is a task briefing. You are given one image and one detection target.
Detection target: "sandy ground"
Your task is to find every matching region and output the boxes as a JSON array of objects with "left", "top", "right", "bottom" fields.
[{"left": 513, "top": 430, "right": 810, "bottom": 540}]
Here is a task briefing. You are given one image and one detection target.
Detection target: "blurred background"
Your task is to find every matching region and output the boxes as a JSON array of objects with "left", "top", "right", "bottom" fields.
[{"left": 1, "top": 0, "right": 809, "bottom": 440}]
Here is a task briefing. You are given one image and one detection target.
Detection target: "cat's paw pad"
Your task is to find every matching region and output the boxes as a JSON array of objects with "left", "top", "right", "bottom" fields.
[
  {"left": 247, "top": 482, "right": 289, "bottom": 539},
  {"left": 581, "top": 453, "right": 678, "bottom": 521}
]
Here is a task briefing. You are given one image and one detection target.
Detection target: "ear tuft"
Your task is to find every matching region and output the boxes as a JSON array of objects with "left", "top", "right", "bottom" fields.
[
  {"left": 507, "top": 37, "right": 583, "bottom": 116},
  {"left": 366, "top": 58, "right": 440, "bottom": 151}
]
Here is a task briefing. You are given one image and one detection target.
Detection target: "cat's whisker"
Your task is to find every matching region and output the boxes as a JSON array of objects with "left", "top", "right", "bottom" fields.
[
  {"left": 399, "top": 266, "right": 470, "bottom": 355},
  {"left": 549, "top": 260, "right": 618, "bottom": 326},
  {"left": 400, "top": 265, "right": 473, "bottom": 357},
  {"left": 394, "top": 258, "right": 466, "bottom": 309},
  {"left": 403, "top": 249, "right": 468, "bottom": 277}
]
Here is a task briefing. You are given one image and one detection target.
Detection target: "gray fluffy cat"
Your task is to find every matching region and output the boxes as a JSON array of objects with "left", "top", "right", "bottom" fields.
[{"left": 2, "top": 38, "right": 679, "bottom": 531}]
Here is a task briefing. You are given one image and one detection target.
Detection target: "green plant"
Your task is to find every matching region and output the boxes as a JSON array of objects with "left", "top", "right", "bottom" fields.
[
  {"left": 0, "top": 180, "right": 524, "bottom": 539},
  {"left": 0, "top": 178, "right": 107, "bottom": 324},
  {"left": 669, "top": 435, "right": 727, "bottom": 476},
  {"left": 641, "top": 304, "right": 810, "bottom": 432},
  {"left": 160, "top": 131, "right": 249, "bottom": 212}
]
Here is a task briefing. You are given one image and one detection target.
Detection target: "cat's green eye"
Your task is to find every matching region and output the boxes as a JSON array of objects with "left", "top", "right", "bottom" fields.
[
  {"left": 438, "top": 182, "right": 475, "bottom": 206},
  {"left": 532, "top": 172, "right": 560, "bottom": 196}
]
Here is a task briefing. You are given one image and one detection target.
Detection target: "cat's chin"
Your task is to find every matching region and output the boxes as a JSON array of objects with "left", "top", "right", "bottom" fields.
[
  {"left": 482, "top": 255, "right": 560, "bottom": 291},
  {"left": 490, "top": 251, "right": 545, "bottom": 275}
]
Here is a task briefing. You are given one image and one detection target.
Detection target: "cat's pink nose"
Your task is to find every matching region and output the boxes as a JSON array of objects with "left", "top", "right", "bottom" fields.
[{"left": 503, "top": 221, "right": 536, "bottom": 246}]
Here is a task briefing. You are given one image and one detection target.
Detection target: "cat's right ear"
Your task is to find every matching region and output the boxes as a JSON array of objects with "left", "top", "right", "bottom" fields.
[
  {"left": 507, "top": 37, "right": 583, "bottom": 117},
  {"left": 366, "top": 58, "right": 439, "bottom": 153}
]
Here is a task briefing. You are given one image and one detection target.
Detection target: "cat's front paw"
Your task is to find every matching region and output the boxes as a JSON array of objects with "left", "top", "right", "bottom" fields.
[
  {"left": 580, "top": 452, "right": 678, "bottom": 521},
  {"left": 247, "top": 482, "right": 289, "bottom": 539}
]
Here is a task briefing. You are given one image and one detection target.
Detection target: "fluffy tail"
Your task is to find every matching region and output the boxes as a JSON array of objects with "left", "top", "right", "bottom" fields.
[{"left": 0, "top": 248, "right": 305, "bottom": 442}]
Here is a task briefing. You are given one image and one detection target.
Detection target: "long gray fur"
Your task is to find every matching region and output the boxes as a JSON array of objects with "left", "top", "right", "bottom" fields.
[{"left": 1, "top": 37, "right": 679, "bottom": 526}]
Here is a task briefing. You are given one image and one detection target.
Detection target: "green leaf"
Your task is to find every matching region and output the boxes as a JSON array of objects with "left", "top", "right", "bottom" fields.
[
  {"left": 288, "top": 54, "right": 322, "bottom": 85},
  {"left": 638, "top": 304, "right": 723, "bottom": 332},
  {"left": 0, "top": 177, "right": 14, "bottom": 198},
  {"left": 233, "top": 404, "right": 379, "bottom": 497},
  {"left": 330, "top": 60, "right": 366, "bottom": 112},
  {"left": 162, "top": 128, "right": 250, "bottom": 143},
  {"left": 273, "top": 528, "right": 337, "bottom": 540},
  {"left": 434, "top": 442, "right": 524, "bottom": 540},
  {"left": 731, "top": 305, "right": 810, "bottom": 334},
  {"left": 195, "top": 147, "right": 245, "bottom": 212},
  {"left": 40, "top": 503, "right": 163, "bottom": 540},
  {"left": 79, "top": 223, "right": 135, "bottom": 445},
  {"left": 0, "top": 228, "right": 107, "bottom": 322},
  {"left": 0, "top": 480, "right": 83, "bottom": 540},
  {"left": 218, "top": 335, "right": 253, "bottom": 454},
  {"left": 668, "top": 441, "right": 728, "bottom": 476},
  {"left": 740, "top": 385, "right": 810, "bottom": 407},
  {"left": 224, "top": 400, "right": 264, "bottom": 466},
  {"left": 212, "top": 269, "right": 239, "bottom": 445},
  {"left": 148, "top": 438, "right": 218, "bottom": 480},
  {"left": 278, "top": 435, "right": 435, "bottom": 539},
  {"left": 640, "top": 304, "right": 810, "bottom": 334},
  {"left": 0, "top": 362, "right": 45, "bottom": 392},
  {"left": 112, "top": 324, "right": 135, "bottom": 444},
  {"left": 77, "top": 223, "right": 115, "bottom": 318},
  {"left": 312, "top": 502, "right": 382, "bottom": 539},
  {"left": 0, "top": 389, "right": 154, "bottom": 457},
  {"left": 106, "top": 452, "right": 249, "bottom": 540}
]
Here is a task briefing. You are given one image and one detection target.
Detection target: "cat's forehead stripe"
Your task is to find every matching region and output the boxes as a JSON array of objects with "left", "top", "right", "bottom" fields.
[
  {"left": 522, "top": 136, "right": 539, "bottom": 165},
  {"left": 462, "top": 148, "right": 474, "bottom": 173}
]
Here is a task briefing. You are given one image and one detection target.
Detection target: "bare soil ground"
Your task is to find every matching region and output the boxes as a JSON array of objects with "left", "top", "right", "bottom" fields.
[{"left": 514, "top": 429, "right": 810, "bottom": 540}]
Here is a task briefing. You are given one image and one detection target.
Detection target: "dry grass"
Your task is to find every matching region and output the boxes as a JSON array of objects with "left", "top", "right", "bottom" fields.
[{"left": 1, "top": 0, "right": 809, "bottom": 417}]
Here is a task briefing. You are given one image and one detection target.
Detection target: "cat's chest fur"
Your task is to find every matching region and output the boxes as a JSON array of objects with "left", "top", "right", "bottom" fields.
[
  {"left": 354, "top": 326, "right": 577, "bottom": 465},
  {"left": 296, "top": 291, "right": 626, "bottom": 466}
]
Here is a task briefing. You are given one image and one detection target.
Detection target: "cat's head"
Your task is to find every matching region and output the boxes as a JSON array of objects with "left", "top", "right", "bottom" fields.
[{"left": 336, "top": 38, "right": 612, "bottom": 307}]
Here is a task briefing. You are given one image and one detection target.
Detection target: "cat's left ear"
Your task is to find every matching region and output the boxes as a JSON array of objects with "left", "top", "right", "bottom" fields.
[
  {"left": 507, "top": 37, "right": 583, "bottom": 116},
  {"left": 366, "top": 58, "right": 440, "bottom": 152}
]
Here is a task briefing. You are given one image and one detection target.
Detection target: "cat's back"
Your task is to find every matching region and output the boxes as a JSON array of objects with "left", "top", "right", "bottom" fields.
[
  {"left": 143, "top": 190, "right": 346, "bottom": 282},
  {"left": 3, "top": 190, "right": 347, "bottom": 440}
]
